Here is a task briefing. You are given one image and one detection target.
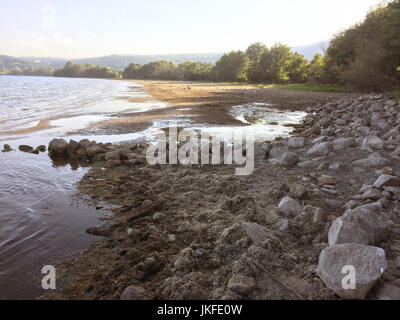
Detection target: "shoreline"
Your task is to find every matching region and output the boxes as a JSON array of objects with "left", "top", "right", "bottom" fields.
[{"left": 39, "top": 83, "right": 400, "bottom": 300}]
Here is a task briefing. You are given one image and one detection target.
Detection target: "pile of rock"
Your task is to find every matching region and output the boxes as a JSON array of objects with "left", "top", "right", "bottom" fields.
[{"left": 48, "top": 138, "right": 145, "bottom": 168}]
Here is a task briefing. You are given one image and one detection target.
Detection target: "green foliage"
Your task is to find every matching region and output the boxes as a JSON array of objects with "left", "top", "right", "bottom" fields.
[
  {"left": 54, "top": 61, "right": 120, "bottom": 79},
  {"left": 307, "top": 53, "right": 326, "bottom": 83},
  {"left": 325, "top": 0, "right": 400, "bottom": 90},
  {"left": 214, "top": 51, "right": 249, "bottom": 82}
]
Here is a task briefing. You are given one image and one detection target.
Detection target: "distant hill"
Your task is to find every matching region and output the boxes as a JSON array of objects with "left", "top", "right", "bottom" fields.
[
  {"left": 0, "top": 55, "right": 39, "bottom": 72},
  {"left": 293, "top": 41, "right": 329, "bottom": 60},
  {"left": 2, "top": 42, "right": 329, "bottom": 73}
]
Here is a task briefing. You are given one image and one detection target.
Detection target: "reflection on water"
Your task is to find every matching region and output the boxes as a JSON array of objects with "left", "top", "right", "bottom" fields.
[{"left": 0, "top": 151, "right": 108, "bottom": 299}]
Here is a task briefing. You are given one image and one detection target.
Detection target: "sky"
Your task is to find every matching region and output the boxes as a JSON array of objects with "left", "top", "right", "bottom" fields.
[{"left": 0, "top": 0, "right": 384, "bottom": 58}]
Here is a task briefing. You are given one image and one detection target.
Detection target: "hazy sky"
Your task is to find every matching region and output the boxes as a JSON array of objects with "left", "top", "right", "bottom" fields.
[{"left": 0, "top": 0, "right": 383, "bottom": 58}]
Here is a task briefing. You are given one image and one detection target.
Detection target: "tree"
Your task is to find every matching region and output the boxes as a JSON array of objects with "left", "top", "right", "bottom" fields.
[
  {"left": 307, "top": 53, "right": 326, "bottom": 83},
  {"left": 214, "top": 51, "right": 248, "bottom": 82},
  {"left": 245, "top": 43, "right": 268, "bottom": 83}
]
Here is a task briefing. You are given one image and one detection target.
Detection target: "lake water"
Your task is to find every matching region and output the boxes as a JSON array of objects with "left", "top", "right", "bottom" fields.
[{"left": 0, "top": 75, "right": 305, "bottom": 299}]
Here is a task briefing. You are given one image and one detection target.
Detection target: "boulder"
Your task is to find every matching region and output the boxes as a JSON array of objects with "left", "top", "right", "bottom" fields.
[
  {"left": 120, "top": 286, "right": 149, "bottom": 300},
  {"left": 307, "top": 142, "right": 330, "bottom": 157},
  {"left": 227, "top": 275, "right": 256, "bottom": 296},
  {"left": 278, "top": 196, "right": 302, "bottom": 217},
  {"left": 317, "top": 244, "right": 387, "bottom": 300},
  {"left": 328, "top": 206, "right": 387, "bottom": 246},
  {"left": 48, "top": 139, "right": 68, "bottom": 156}
]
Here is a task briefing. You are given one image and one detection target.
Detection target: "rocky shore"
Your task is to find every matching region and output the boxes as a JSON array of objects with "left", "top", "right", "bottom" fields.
[{"left": 35, "top": 93, "right": 400, "bottom": 300}]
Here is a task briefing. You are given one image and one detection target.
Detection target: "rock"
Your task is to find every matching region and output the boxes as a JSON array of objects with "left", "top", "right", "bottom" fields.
[
  {"left": 318, "top": 175, "right": 336, "bottom": 186},
  {"left": 78, "top": 139, "right": 91, "bottom": 151},
  {"left": 105, "top": 151, "right": 121, "bottom": 161},
  {"left": 307, "top": 142, "right": 330, "bottom": 157},
  {"left": 362, "top": 135, "right": 384, "bottom": 151},
  {"left": 245, "top": 222, "right": 268, "bottom": 247},
  {"left": 48, "top": 139, "right": 68, "bottom": 156},
  {"left": 36, "top": 145, "right": 46, "bottom": 153},
  {"left": 376, "top": 283, "right": 400, "bottom": 300},
  {"left": 227, "top": 275, "right": 256, "bottom": 296},
  {"left": 152, "top": 212, "right": 163, "bottom": 222},
  {"left": 374, "top": 174, "right": 400, "bottom": 189},
  {"left": 333, "top": 138, "right": 355, "bottom": 151},
  {"left": 105, "top": 159, "right": 121, "bottom": 168},
  {"left": 120, "top": 286, "right": 149, "bottom": 300},
  {"left": 278, "top": 196, "right": 302, "bottom": 217},
  {"left": 18, "top": 145, "right": 33, "bottom": 153},
  {"left": 297, "top": 160, "right": 317, "bottom": 168},
  {"left": 344, "top": 200, "right": 357, "bottom": 210},
  {"left": 304, "top": 124, "right": 321, "bottom": 137},
  {"left": 75, "top": 148, "right": 87, "bottom": 158},
  {"left": 290, "top": 184, "right": 309, "bottom": 200},
  {"left": 288, "top": 137, "right": 305, "bottom": 149},
  {"left": 268, "top": 146, "right": 287, "bottom": 159},
  {"left": 317, "top": 243, "right": 387, "bottom": 300},
  {"left": 2, "top": 144, "right": 12, "bottom": 152},
  {"left": 313, "top": 207, "right": 326, "bottom": 223},
  {"left": 329, "top": 162, "right": 342, "bottom": 170},
  {"left": 361, "top": 188, "right": 382, "bottom": 201},
  {"left": 86, "top": 144, "right": 105, "bottom": 158},
  {"left": 280, "top": 151, "right": 299, "bottom": 167},
  {"left": 353, "top": 154, "right": 390, "bottom": 168},
  {"left": 68, "top": 140, "right": 79, "bottom": 154},
  {"left": 328, "top": 206, "right": 387, "bottom": 246}
]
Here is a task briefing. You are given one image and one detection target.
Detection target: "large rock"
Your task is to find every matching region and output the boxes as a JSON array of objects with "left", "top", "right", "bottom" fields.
[
  {"left": 2, "top": 144, "right": 12, "bottom": 152},
  {"left": 278, "top": 196, "right": 302, "bottom": 217},
  {"left": 48, "top": 139, "right": 68, "bottom": 156},
  {"left": 328, "top": 206, "right": 387, "bottom": 246},
  {"left": 376, "top": 283, "right": 400, "bottom": 300},
  {"left": 307, "top": 142, "right": 330, "bottom": 157},
  {"left": 317, "top": 244, "right": 387, "bottom": 299},
  {"left": 120, "top": 285, "right": 149, "bottom": 300},
  {"left": 288, "top": 137, "right": 305, "bottom": 149},
  {"left": 374, "top": 174, "right": 400, "bottom": 189},
  {"left": 227, "top": 274, "right": 256, "bottom": 296}
]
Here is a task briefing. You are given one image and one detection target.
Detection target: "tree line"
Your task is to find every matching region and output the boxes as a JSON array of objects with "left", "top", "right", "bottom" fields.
[
  {"left": 2, "top": 0, "right": 398, "bottom": 91},
  {"left": 123, "top": 0, "right": 400, "bottom": 91}
]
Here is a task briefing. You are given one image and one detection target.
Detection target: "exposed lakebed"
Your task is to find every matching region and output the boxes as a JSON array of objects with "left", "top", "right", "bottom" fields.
[{"left": 0, "top": 76, "right": 306, "bottom": 299}]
